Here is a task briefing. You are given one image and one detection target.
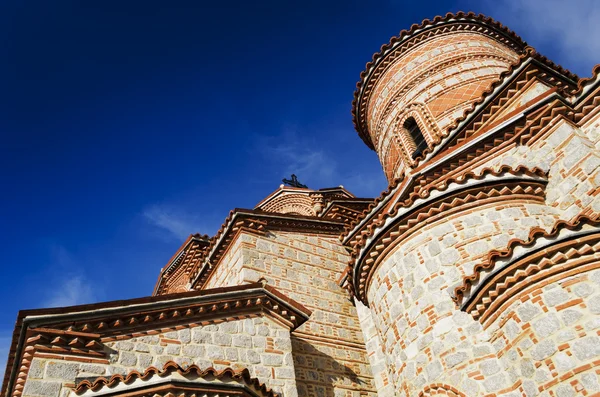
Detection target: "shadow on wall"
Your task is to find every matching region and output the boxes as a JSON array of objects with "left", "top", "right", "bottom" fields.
[{"left": 291, "top": 336, "right": 370, "bottom": 397}]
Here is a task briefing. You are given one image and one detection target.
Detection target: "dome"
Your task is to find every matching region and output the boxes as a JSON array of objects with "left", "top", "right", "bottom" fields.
[{"left": 352, "top": 13, "right": 528, "bottom": 181}]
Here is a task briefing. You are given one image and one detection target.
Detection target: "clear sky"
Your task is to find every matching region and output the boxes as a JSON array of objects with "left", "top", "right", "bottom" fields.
[{"left": 1, "top": 0, "right": 599, "bottom": 377}]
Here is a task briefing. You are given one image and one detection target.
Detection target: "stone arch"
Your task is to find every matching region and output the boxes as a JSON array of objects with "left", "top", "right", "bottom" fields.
[
  {"left": 259, "top": 193, "right": 316, "bottom": 216},
  {"left": 379, "top": 103, "right": 441, "bottom": 178},
  {"left": 397, "top": 105, "right": 438, "bottom": 159}
]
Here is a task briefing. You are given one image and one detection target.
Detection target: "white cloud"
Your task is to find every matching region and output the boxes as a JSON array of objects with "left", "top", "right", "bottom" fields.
[
  {"left": 342, "top": 171, "right": 388, "bottom": 198},
  {"left": 143, "top": 205, "right": 197, "bottom": 240},
  {"left": 46, "top": 276, "right": 96, "bottom": 307},
  {"left": 260, "top": 127, "right": 337, "bottom": 186},
  {"left": 43, "top": 245, "right": 101, "bottom": 308},
  {"left": 143, "top": 204, "right": 220, "bottom": 241},
  {"left": 475, "top": 0, "right": 600, "bottom": 73},
  {"left": 258, "top": 126, "right": 387, "bottom": 197}
]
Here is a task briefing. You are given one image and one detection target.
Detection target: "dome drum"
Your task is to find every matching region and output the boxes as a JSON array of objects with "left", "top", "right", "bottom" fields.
[{"left": 353, "top": 14, "right": 528, "bottom": 181}]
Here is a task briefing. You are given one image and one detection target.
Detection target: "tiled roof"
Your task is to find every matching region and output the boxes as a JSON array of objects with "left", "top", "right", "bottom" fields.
[
  {"left": 1, "top": 283, "right": 310, "bottom": 397},
  {"left": 74, "top": 361, "right": 275, "bottom": 396}
]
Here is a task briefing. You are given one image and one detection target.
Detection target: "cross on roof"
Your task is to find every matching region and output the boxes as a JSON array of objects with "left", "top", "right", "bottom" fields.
[{"left": 282, "top": 174, "right": 307, "bottom": 188}]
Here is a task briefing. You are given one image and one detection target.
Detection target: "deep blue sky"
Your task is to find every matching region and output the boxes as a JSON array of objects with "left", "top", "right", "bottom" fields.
[{"left": 1, "top": 0, "right": 598, "bottom": 375}]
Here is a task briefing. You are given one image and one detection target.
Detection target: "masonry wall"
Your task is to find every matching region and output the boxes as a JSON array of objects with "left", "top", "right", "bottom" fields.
[
  {"left": 485, "top": 266, "right": 600, "bottom": 396},
  {"left": 204, "top": 231, "right": 377, "bottom": 397},
  {"left": 360, "top": 96, "right": 600, "bottom": 396},
  {"left": 366, "top": 31, "right": 519, "bottom": 181},
  {"left": 22, "top": 316, "right": 296, "bottom": 397},
  {"left": 365, "top": 200, "right": 561, "bottom": 396},
  {"left": 355, "top": 299, "right": 394, "bottom": 397},
  {"left": 201, "top": 236, "right": 248, "bottom": 288},
  {"left": 472, "top": 118, "right": 600, "bottom": 221}
]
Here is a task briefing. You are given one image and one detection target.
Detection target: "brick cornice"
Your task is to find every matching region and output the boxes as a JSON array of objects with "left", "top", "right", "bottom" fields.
[
  {"left": 573, "top": 63, "right": 600, "bottom": 96},
  {"left": 348, "top": 166, "right": 548, "bottom": 303},
  {"left": 343, "top": 58, "right": 590, "bottom": 245},
  {"left": 455, "top": 214, "right": 600, "bottom": 323},
  {"left": 189, "top": 209, "right": 346, "bottom": 290},
  {"left": 353, "top": 12, "right": 531, "bottom": 150},
  {"left": 74, "top": 361, "right": 275, "bottom": 397},
  {"left": 373, "top": 53, "right": 514, "bottom": 151},
  {"left": 2, "top": 283, "right": 310, "bottom": 397},
  {"left": 154, "top": 234, "right": 211, "bottom": 296},
  {"left": 155, "top": 208, "right": 348, "bottom": 296}
]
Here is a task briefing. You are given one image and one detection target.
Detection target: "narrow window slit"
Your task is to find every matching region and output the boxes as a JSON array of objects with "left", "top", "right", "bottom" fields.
[{"left": 404, "top": 118, "right": 427, "bottom": 159}]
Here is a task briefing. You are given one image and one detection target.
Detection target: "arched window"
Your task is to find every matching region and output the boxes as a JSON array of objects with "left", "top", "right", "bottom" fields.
[{"left": 404, "top": 118, "right": 427, "bottom": 159}]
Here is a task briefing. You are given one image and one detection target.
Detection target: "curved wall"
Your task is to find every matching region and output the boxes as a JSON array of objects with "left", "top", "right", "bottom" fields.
[
  {"left": 365, "top": 199, "right": 562, "bottom": 395},
  {"left": 360, "top": 30, "right": 520, "bottom": 181},
  {"left": 358, "top": 117, "right": 600, "bottom": 395}
]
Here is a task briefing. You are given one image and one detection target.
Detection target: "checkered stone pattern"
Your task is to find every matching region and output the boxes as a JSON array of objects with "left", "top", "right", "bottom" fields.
[
  {"left": 204, "top": 232, "right": 377, "bottom": 397},
  {"left": 473, "top": 118, "right": 600, "bottom": 222},
  {"left": 359, "top": 116, "right": 600, "bottom": 396},
  {"left": 364, "top": 201, "right": 563, "bottom": 396},
  {"left": 485, "top": 267, "right": 600, "bottom": 396},
  {"left": 367, "top": 32, "right": 519, "bottom": 181},
  {"left": 22, "top": 317, "right": 297, "bottom": 397}
]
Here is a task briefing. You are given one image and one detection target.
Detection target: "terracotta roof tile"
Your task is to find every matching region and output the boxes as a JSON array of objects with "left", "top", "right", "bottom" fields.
[
  {"left": 454, "top": 214, "right": 600, "bottom": 308},
  {"left": 74, "top": 361, "right": 275, "bottom": 396},
  {"left": 2, "top": 283, "right": 310, "bottom": 397}
]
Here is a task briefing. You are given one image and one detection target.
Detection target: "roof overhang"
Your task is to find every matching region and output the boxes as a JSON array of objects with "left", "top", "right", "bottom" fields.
[{"left": 1, "top": 283, "right": 311, "bottom": 397}]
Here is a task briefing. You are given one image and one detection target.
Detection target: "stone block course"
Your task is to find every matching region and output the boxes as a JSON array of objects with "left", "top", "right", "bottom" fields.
[{"left": 22, "top": 316, "right": 296, "bottom": 397}]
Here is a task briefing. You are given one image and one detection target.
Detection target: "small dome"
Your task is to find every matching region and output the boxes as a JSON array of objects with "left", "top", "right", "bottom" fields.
[{"left": 352, "top": 13, "right": 527, "bottom": 181}]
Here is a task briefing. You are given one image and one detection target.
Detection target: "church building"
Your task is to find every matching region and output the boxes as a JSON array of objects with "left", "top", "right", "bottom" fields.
[{"left": 3, "top": 12, "right": 600, "bottom": 397}]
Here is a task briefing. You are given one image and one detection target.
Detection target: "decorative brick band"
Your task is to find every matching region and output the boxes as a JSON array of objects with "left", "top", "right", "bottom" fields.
[
  {"left": 2, "top": 283, "right": 310, "bottom": 397},
  {"left": 353, "top": 12, "right": 530, "bottom": 149},
  {"left": 24, "top": 328, "right": 104, "bottom": 359},
  {"left": 343, "top": 57, "right": 586, "bottom": 245},
  {"left": 154, "top": 234, "right": 211, "bottom": 296},
  {"left": 374, "top": 53, "right": 513, "bottom": 147},
  {"left": 455, "top": 215, "right": 600, "bottom": 323},
  {"left": 349, "top": 166, "right": 548, "bottom": 303},
  {"left": 258, "top": 193, "right": 316, "bottom": 216},
  {"left": 189, "top": 210, "right": 346, "bottom": 289},
  {"left": 74, "top": 361, "right": 275, "bottom": 397}
]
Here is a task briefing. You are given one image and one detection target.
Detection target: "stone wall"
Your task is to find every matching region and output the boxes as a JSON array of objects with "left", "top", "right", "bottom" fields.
[
  {"left": 355, "top": 299, "right": 394, "bottom": 397},
  {"left": 22, "top": 316, "right": 296, "bottom": 397},
  {"left": 204, "top": 231, "right": 376, "bottom": 397},
  {"left": 364, "top": 199, "right": 562, "bottom": 395},
  {"left": 359, "top": 94, "right": 600, "bottom": 395},
  {"left": 472, "top": 118, "right": 600, "bottom": 221},
  {"left": 486, "top": 266, "right": 600, "bottom": 396},
  {"left": 201, "top": 235, "right": 248, "bottom": 289}
]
